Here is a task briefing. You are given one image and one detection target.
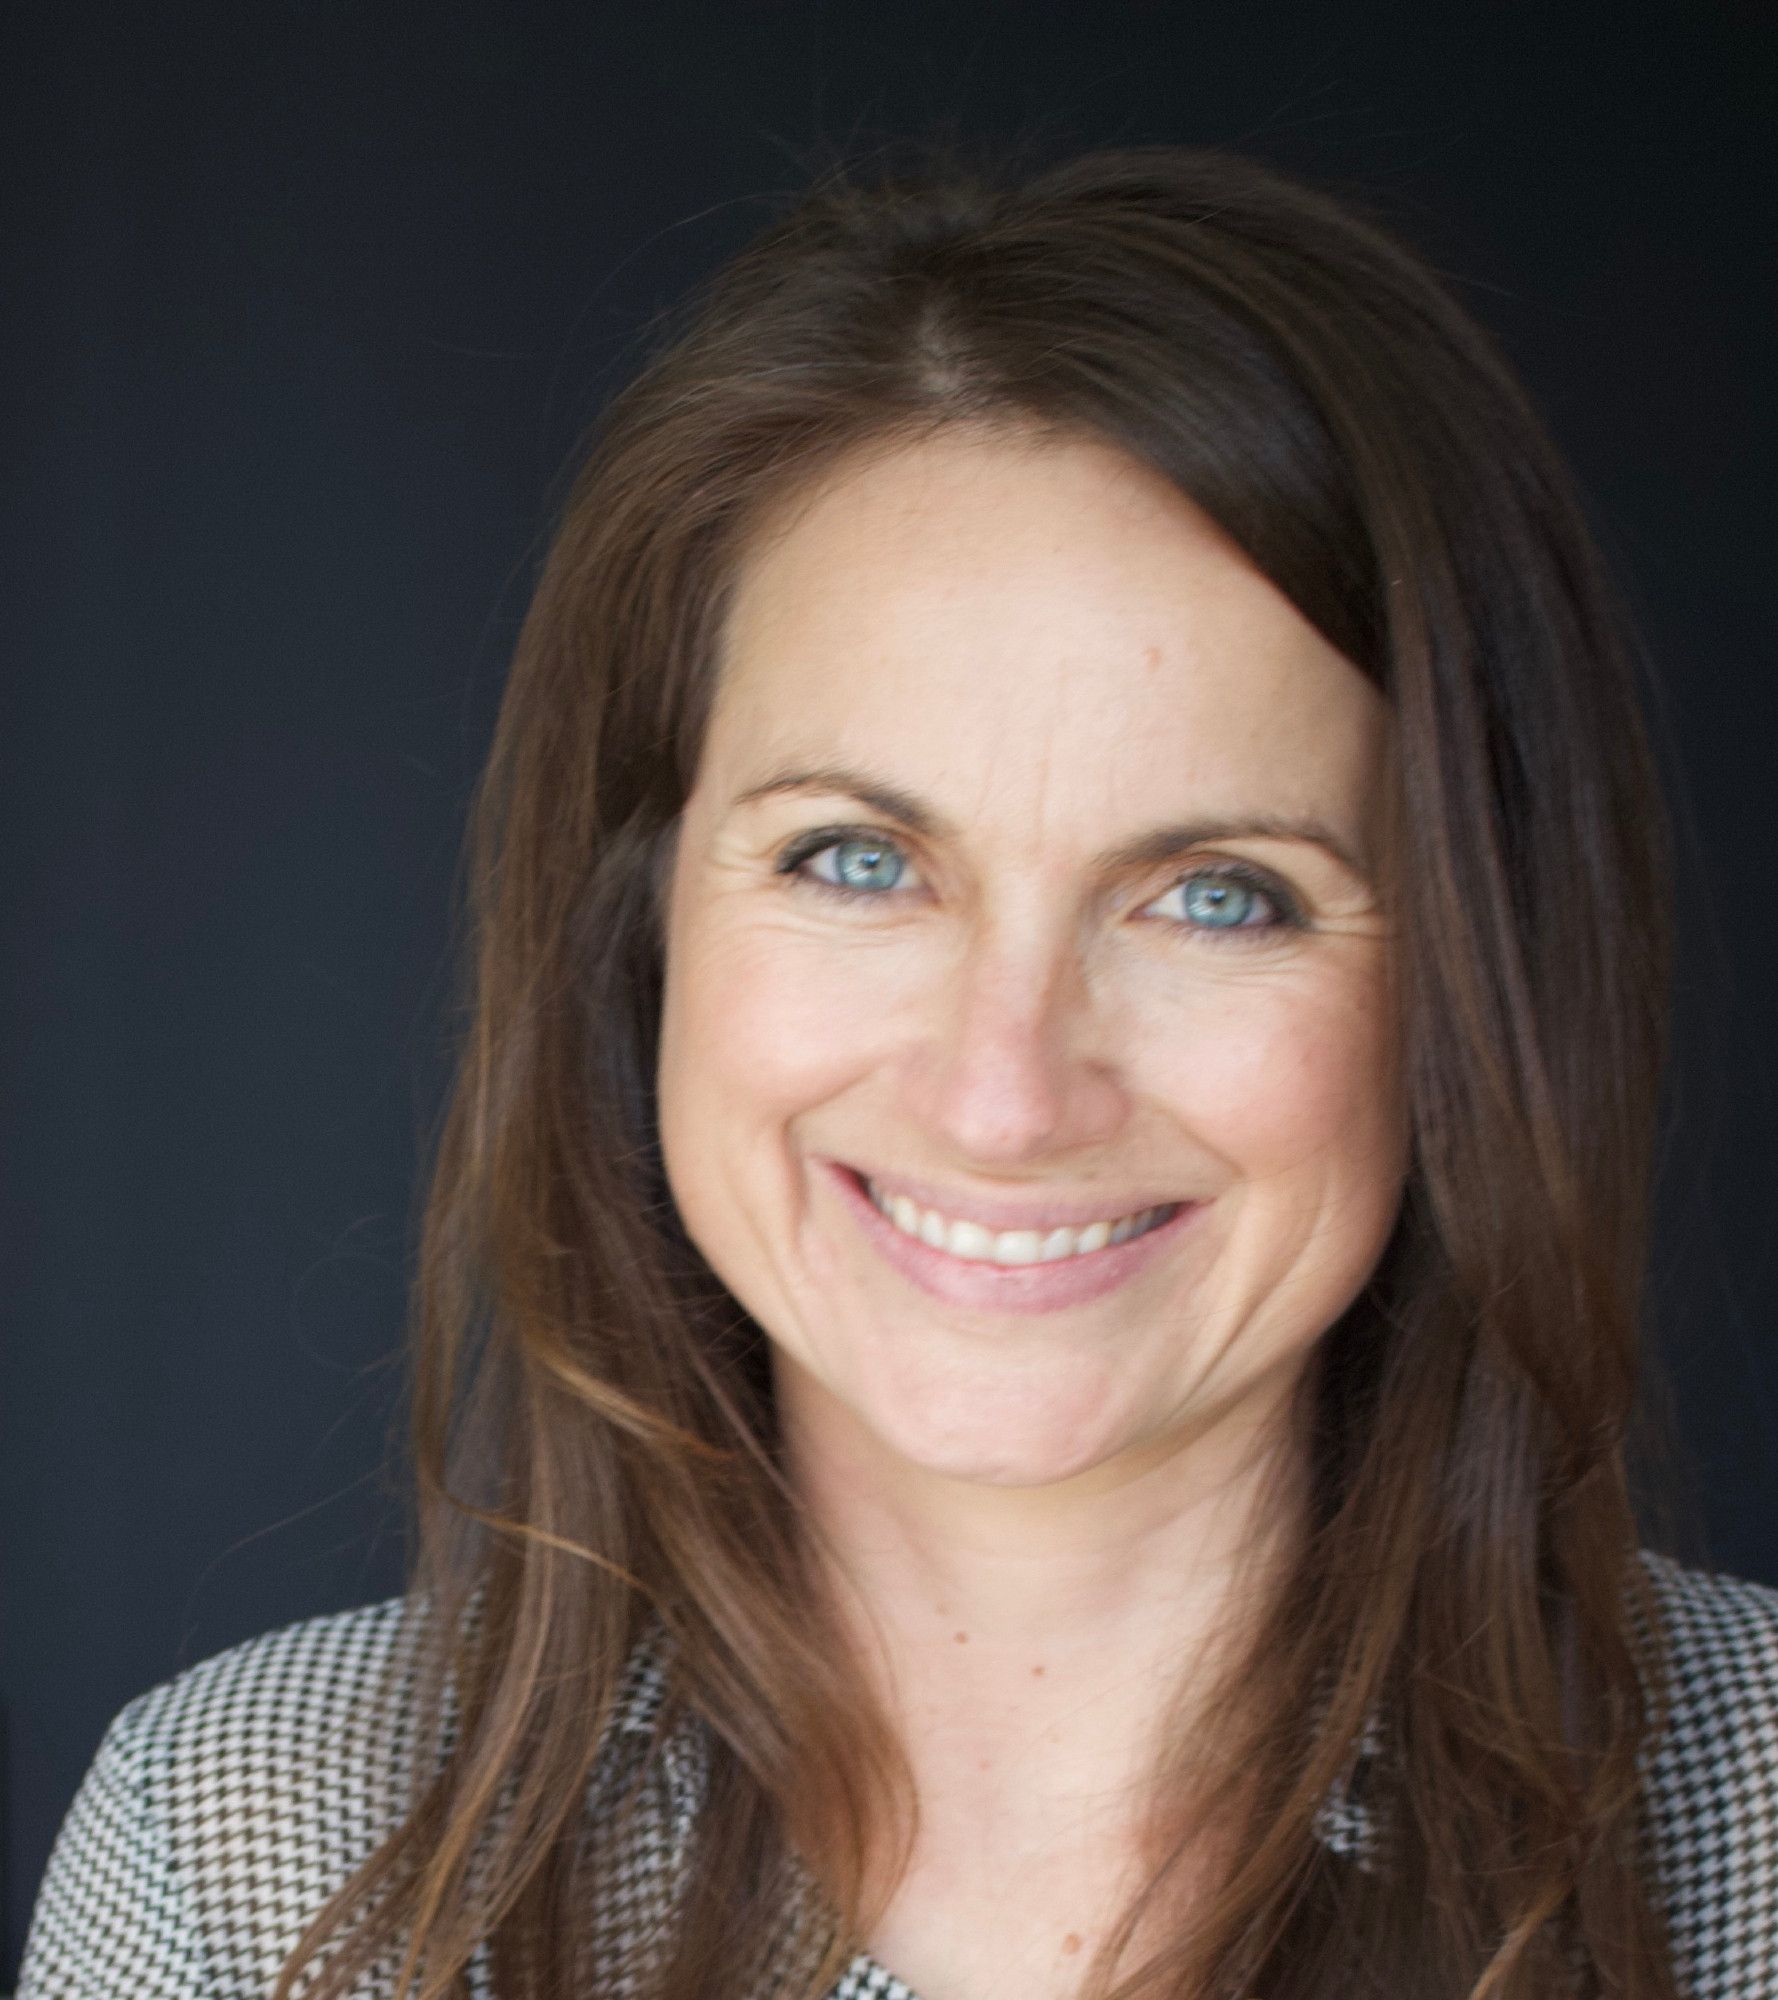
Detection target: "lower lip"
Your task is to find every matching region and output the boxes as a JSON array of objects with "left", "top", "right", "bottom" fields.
[{"left": 823, "top": 1161, "right": 1203, "bottom": 1316}]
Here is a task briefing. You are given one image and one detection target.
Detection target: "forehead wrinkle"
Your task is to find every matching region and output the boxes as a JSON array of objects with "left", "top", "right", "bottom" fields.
[{"left": 709, "top": 440, "right": 1386, "bottom": 885}]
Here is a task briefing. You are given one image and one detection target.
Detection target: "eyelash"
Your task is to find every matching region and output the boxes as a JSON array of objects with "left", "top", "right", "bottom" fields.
[{"left": 772, "top": 827, "right": 1305, "bottom": 943}]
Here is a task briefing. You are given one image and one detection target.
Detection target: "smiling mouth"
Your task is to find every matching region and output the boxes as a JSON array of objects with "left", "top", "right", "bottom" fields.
[{"left": 861, "top": 1175, "right": 1181, "bottom": 1268}]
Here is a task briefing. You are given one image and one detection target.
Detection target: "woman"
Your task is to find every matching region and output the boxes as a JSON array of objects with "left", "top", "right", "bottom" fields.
[{"left": 20, "top": 141, "right": 1778, "bottom": 2000}]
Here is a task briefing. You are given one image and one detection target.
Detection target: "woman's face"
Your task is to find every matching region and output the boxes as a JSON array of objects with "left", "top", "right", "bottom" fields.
[{"left": 658, "top": 428, "right": 1407, "bottom": 1496}]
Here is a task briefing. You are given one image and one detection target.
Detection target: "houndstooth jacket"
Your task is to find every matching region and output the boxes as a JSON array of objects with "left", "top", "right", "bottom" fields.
[{"left": 18, "top": 1550, "right": 1778, "bottom": 1998}]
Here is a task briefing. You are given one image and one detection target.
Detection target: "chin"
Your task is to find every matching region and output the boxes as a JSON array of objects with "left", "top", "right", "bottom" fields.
[
  {"left": 773, "top": 1316, "right": 1165, "bottom": 1489},
  {"left": 862, "top": 1383, "right": 1132, "bottom": 1489}
]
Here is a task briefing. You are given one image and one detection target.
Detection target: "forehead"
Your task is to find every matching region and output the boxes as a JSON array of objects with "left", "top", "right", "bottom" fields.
[{"left": 705, "top": 430, "right": 1389, "bottom": 836}]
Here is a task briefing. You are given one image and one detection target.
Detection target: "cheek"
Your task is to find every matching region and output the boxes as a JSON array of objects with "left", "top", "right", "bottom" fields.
[
  {"left": 658, "top": 909, "right": 892, "bottom": 1142},
  {"left": 1137, "top": 967, "right": 1401, "bottom": 1176}
]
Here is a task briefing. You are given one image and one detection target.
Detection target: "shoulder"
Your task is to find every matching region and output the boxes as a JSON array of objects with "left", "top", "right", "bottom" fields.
[
  {"left": 115, "top": 1592, "right": 423, "bottom": 1778},
  {"left": 21, "top": 1597, "right": 685, "bottom": 2000},
  {"left": 1636, "top": 1547, "right": 1778, "bottom": 1770},
  {"left": 1639, "top": 1543, "right": 1778, "bottom": 1658},
  {"left": 1634, "top": 1549, "right": 1778, "bottom": 1997},
  {"left": 19, "top": 1597, "right": 426, "bottom": 1999}
]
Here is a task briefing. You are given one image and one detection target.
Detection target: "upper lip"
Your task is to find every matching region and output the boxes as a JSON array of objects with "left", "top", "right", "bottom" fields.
[{"left": 837, "top": 1161, "right": 1189, "bottom": 1234}]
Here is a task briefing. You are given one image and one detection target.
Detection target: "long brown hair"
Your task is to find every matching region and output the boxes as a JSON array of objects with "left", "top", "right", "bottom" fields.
[{"left": 276, "top": 139, "right": 1682, "bottom": 1999}]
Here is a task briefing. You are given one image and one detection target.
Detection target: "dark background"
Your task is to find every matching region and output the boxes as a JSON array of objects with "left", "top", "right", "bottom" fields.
[{"left": 3, "top": 0, "right": 1772, "bottom": 1981}]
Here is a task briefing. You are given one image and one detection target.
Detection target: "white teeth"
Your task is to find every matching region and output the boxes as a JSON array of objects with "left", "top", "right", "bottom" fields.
[
  {"left": 866, "top": 1182, "right": 1170, "bottom": 1266},
  {"left": 993, "top": 1230, "right": 1044, "bottom": 1265},
  {"left": 947, "top": 1220, "right": 995, "bottom": 1260}
]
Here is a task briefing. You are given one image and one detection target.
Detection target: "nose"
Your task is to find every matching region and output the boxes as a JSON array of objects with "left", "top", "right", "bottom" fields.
[{"left": 910, "top": 921, "right": 1129, "bottom": 1166}]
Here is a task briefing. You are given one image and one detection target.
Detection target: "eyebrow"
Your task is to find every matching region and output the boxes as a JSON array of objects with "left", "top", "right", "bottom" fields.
[{"left": 731, "top": 763, "right": 1373, "bottom": 885}]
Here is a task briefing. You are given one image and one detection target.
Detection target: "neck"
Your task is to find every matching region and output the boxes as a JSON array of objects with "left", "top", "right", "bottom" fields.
[{"left": 776, "top": 1353, "right": 1312, "bottom": 1782}]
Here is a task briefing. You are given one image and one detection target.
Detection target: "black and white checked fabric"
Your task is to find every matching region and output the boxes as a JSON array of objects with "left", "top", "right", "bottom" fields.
[{"left": 19, "top": 1551, "right": 1778, "bottom": 1997}]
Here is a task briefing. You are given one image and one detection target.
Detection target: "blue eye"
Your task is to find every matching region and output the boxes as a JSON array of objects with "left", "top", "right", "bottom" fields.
[
  {"left": 779, "top": 830, "right": 913, "bottom": 896},
  {"left": 1146, "top": 864, "right": 1297, "bottom": 941}
]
